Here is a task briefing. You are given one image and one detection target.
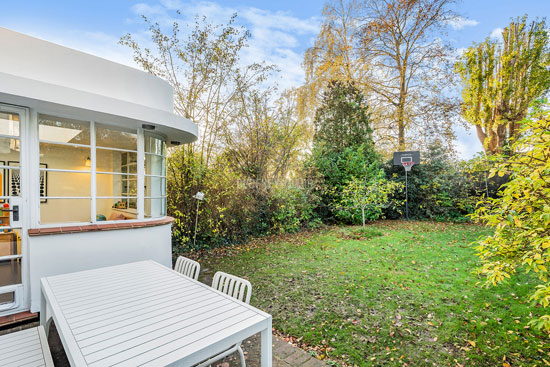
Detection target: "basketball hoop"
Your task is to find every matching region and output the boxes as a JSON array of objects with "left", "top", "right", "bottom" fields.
[
  {"left": 402, "top": 161, "right": 415, "bottom": 172},
  {"left": 393, "top": 151, "right": 420, "bottom": 221}
]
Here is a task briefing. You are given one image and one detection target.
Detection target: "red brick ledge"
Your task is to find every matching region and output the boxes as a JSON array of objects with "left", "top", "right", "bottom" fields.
[
  {"left": 0, "top": 311, "right": 38, "bottom": 327},
  {"left": 28, "top": 217, "right": 174, "bottom": 236}
]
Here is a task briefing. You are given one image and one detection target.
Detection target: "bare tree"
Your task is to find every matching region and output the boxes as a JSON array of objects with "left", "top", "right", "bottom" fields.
[
  {"left": 222, "top": 88, "right": 309, "bottom": 181},
  {"left": 120, "top": 14, "right": 276, "bottom": 166},
  {"left": 300, "top": 0, "right": 367, "bottom": 120},
  {"left": 358, "top": 0, "right": 458, "bottom": 151},
  {"left": 300, "top": 0, "right": 459, "bottom": 156}
]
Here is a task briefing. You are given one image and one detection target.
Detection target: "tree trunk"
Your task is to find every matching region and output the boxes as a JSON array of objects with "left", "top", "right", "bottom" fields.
[
  {"left": 397, "top": 99, "right": 406, "bottom": 150},
  {"left": 475, "top": 124, "right": 487, "bottom": 146},
  {"left": 361, "top": 207, "right": 365, "bottom": 228},
  {"left": 397, "top": 72, "right": 407, "bottom": 151}
]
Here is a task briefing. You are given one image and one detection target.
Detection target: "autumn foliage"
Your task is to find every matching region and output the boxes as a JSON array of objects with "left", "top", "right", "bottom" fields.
[{"left": 472, "top": 102, "right": 550, "bottom": 330}]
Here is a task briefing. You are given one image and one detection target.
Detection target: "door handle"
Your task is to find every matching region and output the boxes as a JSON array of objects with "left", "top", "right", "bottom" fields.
[{"left": 2, "top": 206, "right": 19, "bottom": 221}]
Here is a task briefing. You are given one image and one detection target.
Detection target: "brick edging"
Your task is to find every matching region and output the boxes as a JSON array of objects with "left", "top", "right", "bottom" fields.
[{"left": 28, "top": 217, "right": 175, "bottom": 236}]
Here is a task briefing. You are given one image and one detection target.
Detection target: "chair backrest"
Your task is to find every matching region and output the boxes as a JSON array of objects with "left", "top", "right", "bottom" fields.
[
  {"left": 211, "top": 271, "right": 252, "bottom": 304},
  {"left": 174, "top": 256, "right": 201, "bottom": 280}
]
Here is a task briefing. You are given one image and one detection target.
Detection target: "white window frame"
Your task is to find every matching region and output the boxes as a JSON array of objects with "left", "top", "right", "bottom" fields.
[
  {"left": 35, "top": 112, "right": 167, "bottom": 228},
  {"left": 0, "top": 104, "right": 28, "bottom": 315},
  {"left": 144, "top": 133, "right": 167, "bottom": 218}
]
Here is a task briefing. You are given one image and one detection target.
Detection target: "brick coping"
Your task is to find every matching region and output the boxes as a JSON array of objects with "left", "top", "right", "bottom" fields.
[
  {"left": 28, "top": 216, "right": 174, "bottom": 236},
  {"left": 0, "top": 311, "right": 38, "bottom": 328}
]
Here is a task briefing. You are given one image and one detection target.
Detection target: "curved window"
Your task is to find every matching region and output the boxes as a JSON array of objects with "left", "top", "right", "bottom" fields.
[
  {"left": 38, "top": 115, "right": 167, "bottom": 224},
  {"left": 144, "top": 135, "right": 166, "bottom": 218}
]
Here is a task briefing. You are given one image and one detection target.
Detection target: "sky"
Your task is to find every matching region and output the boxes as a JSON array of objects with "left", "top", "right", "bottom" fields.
[{"left": 1, "top": 0, "right": 549, "bottom": 159}]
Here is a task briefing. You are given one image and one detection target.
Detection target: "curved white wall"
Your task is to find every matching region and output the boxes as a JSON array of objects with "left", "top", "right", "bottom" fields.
[
  {"left": 0, "top": 27, "right": 173, "bottom": 113},
  {"left": 28, "top": 225, "right": 172, "bottom": 312}
]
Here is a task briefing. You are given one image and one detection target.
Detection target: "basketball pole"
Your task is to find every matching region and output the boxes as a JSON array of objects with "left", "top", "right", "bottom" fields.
[{"left": 405, "top": 167, "right": 409, "bottom": 221}]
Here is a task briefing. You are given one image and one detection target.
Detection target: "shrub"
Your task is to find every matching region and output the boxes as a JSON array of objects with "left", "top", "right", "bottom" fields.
[
  {"left": 269, "top": 184, "right": 321, "bottom": 234},
  {"left": 384, "top": 144, "right": 482, "bottom": 221},
  {"left": 169, "top": 148, "right": 322, "bottom": 254},
  {"left": 307, "top": 143, "right": 381, "bottom": 222}
]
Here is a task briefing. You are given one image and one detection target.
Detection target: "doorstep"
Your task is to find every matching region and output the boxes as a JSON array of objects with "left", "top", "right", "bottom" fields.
[{"left": 0, "top": 311, "right": 38, "bottom": 328}]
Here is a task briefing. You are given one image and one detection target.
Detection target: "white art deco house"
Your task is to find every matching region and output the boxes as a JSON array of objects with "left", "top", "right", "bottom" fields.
[{"left": 0, "top": 28, "right": 198, "bottom": 317}]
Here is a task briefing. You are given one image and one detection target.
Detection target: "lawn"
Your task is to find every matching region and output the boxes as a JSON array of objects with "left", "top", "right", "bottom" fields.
[{"left": 196, "top": 221, "right": 550, "bottom": 367}]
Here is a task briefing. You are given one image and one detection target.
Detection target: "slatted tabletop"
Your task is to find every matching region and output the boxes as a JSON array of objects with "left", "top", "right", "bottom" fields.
[
  {"left": 40, "top": 261, "right": 272, "bottom": 367},
  {"left": 0, "top": 326, "right": 54, "bottom": 367}
]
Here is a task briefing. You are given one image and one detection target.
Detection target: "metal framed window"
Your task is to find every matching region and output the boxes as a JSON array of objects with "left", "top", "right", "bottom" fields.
[
  {"left": 37, "top": 114, "right": 167, "bottom": 226},
  {"left": 144, "top": 134, "right": 167, "bottom": 218},
  {"left": 38, "top": 114, "right": 92, "bottom": 224}
]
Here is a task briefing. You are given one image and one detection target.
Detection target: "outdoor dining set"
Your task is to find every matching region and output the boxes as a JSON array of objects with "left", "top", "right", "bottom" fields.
[{"left": 0, "top": 258, "right": 272, "bottom": 367}]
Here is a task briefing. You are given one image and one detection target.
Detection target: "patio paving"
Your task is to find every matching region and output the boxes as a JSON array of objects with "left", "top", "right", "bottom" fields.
[{"left": 1, "top": 320, "right": 327, "bottom": 367}]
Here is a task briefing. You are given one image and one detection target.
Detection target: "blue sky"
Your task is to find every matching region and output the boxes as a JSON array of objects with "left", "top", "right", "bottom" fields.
[{"left": 1, "top": 0, "right": 549, "bottom": 159}]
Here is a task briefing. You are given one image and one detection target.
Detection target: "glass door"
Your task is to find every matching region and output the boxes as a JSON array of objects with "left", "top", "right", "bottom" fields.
[{"left": 0, "top": 104, "right": 26, "bottom": 313}]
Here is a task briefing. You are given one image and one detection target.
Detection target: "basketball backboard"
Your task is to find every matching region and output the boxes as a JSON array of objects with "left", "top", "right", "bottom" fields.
[{"left": 393, "top": 151, "right": 420, "bottom": 166}]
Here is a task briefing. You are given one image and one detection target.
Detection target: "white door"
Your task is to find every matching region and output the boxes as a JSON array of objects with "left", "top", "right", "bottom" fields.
[{"left": 0, "top": 104, "right": 28, "bottom": 315}]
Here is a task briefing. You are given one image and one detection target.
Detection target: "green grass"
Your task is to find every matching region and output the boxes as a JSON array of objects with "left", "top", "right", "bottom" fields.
[{"left": 196, "top": 221, "right": 550, "bottom": 366}]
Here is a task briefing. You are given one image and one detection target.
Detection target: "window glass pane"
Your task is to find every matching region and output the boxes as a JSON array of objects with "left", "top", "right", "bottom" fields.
[
  {"left": 96, "top": 124, "right": 137, "bottom": 150},
  {"left": 122, "top": 177, "right": 137, "bottom": 197},
  {"left": 96, "top": 199, "right": 137, "bottom": 221},
  {"left": 0, "top": 138, "right": 20, "bottom": 166},
  {"left": 46, "top": 171, "right": 90, "bottom": 197},
  {"left": 39, "top": 143, "right": 90, "bottom": 171},
  {"left": 144, "top": 135, "right": 165, "bottom": 155},
  {"left": 0, "top": 112, "right": 20, "bottom": 137},
  {"left": 0, "top": 291, "right": 15, "bottom": 306},
  {"left": 97, "top": 150, "right": 137, "bottom": 173},
  {"left": 0, "top": 258, "right": 21, "bottom": 287},
  {"left": 145, "top": 176, "right": 166, "bottom": 197},
  {"left": 40, "top": 199, "right": 91, "bottom": 224},
  {"left": 39, "top": 114, "right": 90, "bottom": 144},
  {"left": 3, "top": 168, "right": 21, "bottom": 197},
  {"left": 145, "top": 154, "right": 166, "bottom": 176},
  {"left": 144, "top": 198, "right": 166, "bottom": 218},
  {"left": 0, "top": 229, "right": 21, "bottom": 256},
  {"left": 97, "top": 173, "right": 137, "bottom": 197}
]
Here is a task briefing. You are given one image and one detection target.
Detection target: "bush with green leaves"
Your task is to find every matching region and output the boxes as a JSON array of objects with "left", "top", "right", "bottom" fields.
[
  {"left": 383, "top": 144, "right": 484, "bottom": 221},
  {"left": 471, "top": 102, "right": 550, "bottom": 331},
  {"left": 269, "top": 184, "right": 321, "bottom": 234},
  {"left": 168, "top": 148, "right": 322, "bottom": 254}
]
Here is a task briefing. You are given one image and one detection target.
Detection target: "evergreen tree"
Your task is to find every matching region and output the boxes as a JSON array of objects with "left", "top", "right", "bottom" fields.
[
  {"left": 307, "top": 80, "right": 380, "bottom": 222},
  {"left": 313, "top": 80, "right": 374, "bottom": 151}
]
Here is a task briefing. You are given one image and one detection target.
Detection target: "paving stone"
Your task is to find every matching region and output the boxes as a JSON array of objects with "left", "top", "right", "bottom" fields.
[
  {"left": 3, "top": 320, "right": 327, "bottom": 367},
  {"left": 303, "top": 356, "right": 327, "bottom": 367},
  {"left": 273, "top": 338, "right": 298, "bottom": 359},
  {"left": 291, "top": 351, "right": 313, "bottom": 365}
]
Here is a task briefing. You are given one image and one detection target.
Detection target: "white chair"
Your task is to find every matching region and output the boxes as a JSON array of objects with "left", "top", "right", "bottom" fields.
[
  {"left": 174, "top": 256, "right": 201, "bottom": 280},
  {"left": 195, "top": 272, "right": 252, "bottom": 367}
]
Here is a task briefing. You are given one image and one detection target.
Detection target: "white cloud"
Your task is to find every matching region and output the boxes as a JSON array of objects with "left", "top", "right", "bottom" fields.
[
  {"left": 490, "top": 27, "right": 504, "bottom": 41},
  {"left": 5, "top": 26, "right": 137, "bottom": 69},
  {"left": 453, "top": 125, "right": 483, "bottom": 160},
  {"left": 7, "top": 1, "right": 320, "bottom": 92},
  {"left": 130, "top": 1, "right": 320, "bottom": 90},
  {"left": 447, "top": 16, "right": 479, "bottom": 30}
]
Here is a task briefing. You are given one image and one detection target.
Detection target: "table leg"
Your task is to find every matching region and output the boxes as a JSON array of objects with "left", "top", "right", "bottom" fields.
[
  {"left": 261, "top": 318, "right": 272, "bottom": 367},
  {"left": 40, "top": 289, "right": 46, "bottom": 326}
]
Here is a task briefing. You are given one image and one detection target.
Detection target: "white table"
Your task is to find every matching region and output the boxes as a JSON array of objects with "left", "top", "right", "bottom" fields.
[{"left": 40, "top": 261, "right": 272, "bottom": 367}]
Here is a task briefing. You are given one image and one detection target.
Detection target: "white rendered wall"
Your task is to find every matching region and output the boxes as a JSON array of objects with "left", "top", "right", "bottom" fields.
[
  {"left": 27, "top": 225, "right": 172, "bottom": 312},
  {"left": 0, "top": 28, "right": 173, "bottom": 113},
  {"left": 0, "top": 28, "right": 198, "bottom": 145}
]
